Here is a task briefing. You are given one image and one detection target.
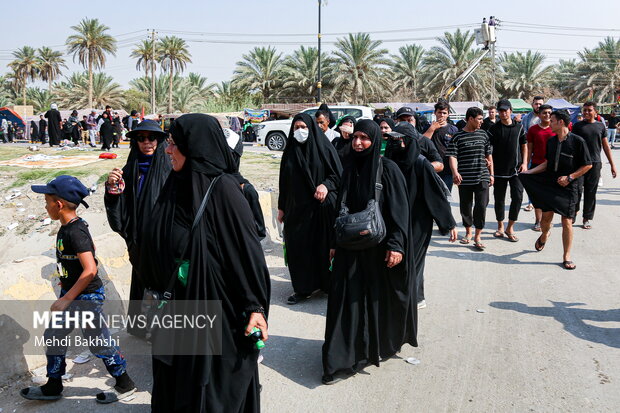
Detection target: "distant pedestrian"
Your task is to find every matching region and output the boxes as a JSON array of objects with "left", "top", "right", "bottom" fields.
[
  {"left": 447, "top": 107, "right": 494, "bottom": 251},
  {"left": 482, "top": 106, "right": 497, "bottom": 131},
  {"left": 572, "top": 102, "right": 617, "bottom": 229},
  {"left": 38, "top": 114, "right": 47, "bottom": 143},
  {"left": 99, "top": 112, "right": 114, "bottom": 151},
  {"left": 87, "top": 110, "right": 97, "bottom": 147},
  {"left": 316, "top": 109, "right": 340, "bottom": 142},
  {"left": 608, "top": 111, "right": 619, "bottom": 148},
  {"left": 45, "top": 103, "right": 62, "bottom": 146},
  {"left": 30, "top": 120, "right": 38, "bottom": 144},
  {"left": 521, "top": 96, "right": 544, "bottom": 132}
]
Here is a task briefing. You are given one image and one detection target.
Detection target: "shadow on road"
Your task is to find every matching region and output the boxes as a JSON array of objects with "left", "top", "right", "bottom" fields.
[
  {"left": 261, "top": 334, "right": 324, "bottom": 389},
  {"left": 489, "top": 301, "right": 620, "bottom": 348}
]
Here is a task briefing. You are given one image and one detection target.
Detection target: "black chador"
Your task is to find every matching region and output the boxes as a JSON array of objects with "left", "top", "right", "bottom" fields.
[
  {"left": 385, "top": 124, "right": 456, "bottom": 324},
  {"left": 278, "top": 113, "right": 342, "bottom": 298},
  {"left": 104, "top": 123, "right": 170, "bottom": 337},
  {"left": 139, "top": 114, "right": 270, "bottom": 412},
  {"left": 322, "top": 120, "right": 410, "bottom": 382}
]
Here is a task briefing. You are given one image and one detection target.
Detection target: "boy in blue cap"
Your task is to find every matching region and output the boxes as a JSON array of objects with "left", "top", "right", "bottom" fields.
[{"left": 21, "top": 175, "right": 136, "bottom": 403}]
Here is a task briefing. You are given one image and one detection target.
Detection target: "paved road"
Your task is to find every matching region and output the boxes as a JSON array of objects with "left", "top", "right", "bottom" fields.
[{"left": 2, "top": 151, "right": 619, "bottom": 412}]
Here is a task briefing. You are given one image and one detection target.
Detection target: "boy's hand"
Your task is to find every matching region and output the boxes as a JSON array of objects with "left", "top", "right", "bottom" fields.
[{"left": 50, "top": 297, "right": 71, "bottom": 312}]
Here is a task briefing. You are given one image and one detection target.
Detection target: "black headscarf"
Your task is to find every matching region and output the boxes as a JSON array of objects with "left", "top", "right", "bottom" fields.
[
  {"left": 384, "top": 123, "right": 421, "bottom": 172},
  {"left": 318, "top": 103, "right": 337, "bottom": 128},
  {"left": 379, "top": 117, "right": 396, "bottom": 132},
  {"left": 340, "top": 119, "right": 382, "bottom": 212},
  {"left": 282, "top": 112, "right": 342, "bottom": 191}
]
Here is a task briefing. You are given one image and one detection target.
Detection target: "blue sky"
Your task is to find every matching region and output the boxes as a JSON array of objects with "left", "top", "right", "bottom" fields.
[{"left": 1, "top": 0, "right": 619, "bottom": 88}]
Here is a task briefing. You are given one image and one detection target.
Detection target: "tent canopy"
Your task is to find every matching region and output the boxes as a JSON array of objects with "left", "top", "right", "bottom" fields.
[
  {"left": 0, "top": 107, "right": 25, "bottom": 127},
  {"left": 507, "top": 99, "right": 531, "bottom": 113},
  {"left": 546, "top": 98, "right": 579, "bottom": 110}
]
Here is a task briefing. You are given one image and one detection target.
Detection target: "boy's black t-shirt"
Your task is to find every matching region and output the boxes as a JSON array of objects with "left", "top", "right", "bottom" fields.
[
  {"left": 488, "top": 121, "right": 526, "bottom": 178},
  {"left": 56, "top": 218, "right": 103, "bottom": 294},
  {"left": 572, "top": 121, "right": 607, "bottom": 163}
]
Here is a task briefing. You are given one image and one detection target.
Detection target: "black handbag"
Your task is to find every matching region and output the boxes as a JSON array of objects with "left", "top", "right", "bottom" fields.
[{"left": 334, "top": 161, "right": 386, "bottom": 250}]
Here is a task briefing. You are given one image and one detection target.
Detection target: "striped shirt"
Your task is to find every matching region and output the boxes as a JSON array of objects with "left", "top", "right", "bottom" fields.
[{"left": 446, "top": 129, "right": 491, "bottom": 185}]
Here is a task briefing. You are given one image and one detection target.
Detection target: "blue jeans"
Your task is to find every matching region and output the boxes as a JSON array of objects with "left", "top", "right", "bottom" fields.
[
  {"left": 609, "top": 129, "right": 617, "bottom": 145},
  {"left": 440, "top": 173, "right": 453, "bottom": 194},
  {"left": 45, "top": 287, "right": 127, "bottom": 379}
]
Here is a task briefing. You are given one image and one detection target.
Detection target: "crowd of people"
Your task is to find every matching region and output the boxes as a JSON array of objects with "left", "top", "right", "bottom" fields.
[{"left": 18, "top": 93, "right": 618, "bottom": 411}]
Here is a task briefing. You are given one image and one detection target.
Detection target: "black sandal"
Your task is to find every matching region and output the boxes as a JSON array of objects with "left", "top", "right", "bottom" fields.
[
  {"left": 562, "top": 261, "right": 576, "bottom": 270},
  {"left": 534, "top": 236, "right": 546, "bottom": 252}
]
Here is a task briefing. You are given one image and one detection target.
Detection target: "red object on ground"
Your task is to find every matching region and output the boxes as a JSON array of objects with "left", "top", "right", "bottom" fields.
[{"left": 99, "top": 152, "right": 118, "bottom": 159}]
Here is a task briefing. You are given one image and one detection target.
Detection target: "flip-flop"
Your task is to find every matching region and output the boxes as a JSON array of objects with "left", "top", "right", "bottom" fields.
[
  {"left": 535, "top": 235, "right": 546, "bottom": 252},
  {"left": 459, "top": 237, "right": 472, "bottom": 244},
  {"left": 493, "top": 231, "right": 505, "bottom": 238},
  {"left": 95, "top": 387, "right": 136, "bottom": 404},
  {"left": 583, "top": 221, "right": 592, "bottom": 230},
  {"left": 563, "top": 261, "right": 576, "bottom": 270},
  {"left": 533, "top": 223, "right": 541, "bottom": 232},
  {"left": 473, "top": 241, "right": 486, "bottom": 251},
  {"left": 20, "top": 386, "right": 62, "bottom": 401},
  {"left": 505, "top": 233, "right": 519, "bottom": 242},
  {"left": 524, "top": 204, "right": 534, "bottom": 211}
]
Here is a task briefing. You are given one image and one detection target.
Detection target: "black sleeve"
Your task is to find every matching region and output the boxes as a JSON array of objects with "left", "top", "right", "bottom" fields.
[
  {"left": 421, "top": 138, "right": 443, "bottom": 164},
  {"left": 600, "top": 123, "right": 608, "bottom": 139},
  {"left": 320, "top": 146, "right": 343, "bottom": 192},
  {"left": 518, "top": 125, "right": 527, "bottom": 146},
  {"left": 576, "top": 137, "right": 592, "bottom": 167},
  {"left": 420, "top": 160, "right": 456, "bottom": 232},
  {"left": 381, "top": 159, "right": 409, "bottom": 255},
  {"left": 277, "top": 152, "right": 289, "bottom": 211},
  {"left": 72, "top": 223, "right": 95, "bottom": 254},
  {"left": 104, "top": 191, "right": 128, "bottom": 239},
  {"left": 212, "top": 179, "right": 271, "bottom": 315}
]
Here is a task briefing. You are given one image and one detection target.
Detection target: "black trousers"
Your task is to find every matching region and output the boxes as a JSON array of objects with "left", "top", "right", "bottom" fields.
[
  {"left": 458, "top": 181, "right": 489, "bottom": 229},
  {"left": 493, "top": 175, "right": 523, "bottom": 222},
  {"left": 578, "top": 162, "right": 601, "bottom": 220}
]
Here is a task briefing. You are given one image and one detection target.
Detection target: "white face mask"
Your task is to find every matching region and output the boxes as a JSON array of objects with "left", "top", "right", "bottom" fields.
[
  {"left": 294, "top": 128, "right": 309, "bottom": 143},
  {"left": 340, "top": 124, "right": 354, "bottom": 134}
]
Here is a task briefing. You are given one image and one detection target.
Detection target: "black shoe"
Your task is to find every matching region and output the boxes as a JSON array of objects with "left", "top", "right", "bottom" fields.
[
  {"left": 321, "top": 374, "right": 343, "bottom": 385},
  {"left": 287, "top": 292, "right": 311, "bottom": 305}
]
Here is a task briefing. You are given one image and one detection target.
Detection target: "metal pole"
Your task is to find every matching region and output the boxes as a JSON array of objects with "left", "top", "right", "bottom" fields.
[
  {"left": 491, "top": 41, "right": 496, "bottom": 103},
  {"left": 151, "top": 30, "right": 156, "bottom": 114},
  {"left": 317, "top": 0, "right": 322, "bottom": 104}
]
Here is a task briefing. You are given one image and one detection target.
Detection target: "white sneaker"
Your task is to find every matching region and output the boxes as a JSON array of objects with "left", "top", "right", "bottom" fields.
[
  {"left": 599, "top": 177, "right": 604, "bottom": 187},
  {"left": 417, "top": 300, "right": 427, "bottom": 310}
]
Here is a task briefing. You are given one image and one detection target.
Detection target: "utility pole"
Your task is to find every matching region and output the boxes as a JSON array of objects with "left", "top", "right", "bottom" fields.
[
  {"left": 316, "top": 0, "right": 322, "bottom": 104},
  {"left": 151, "top": 29, "right": 157, "bottom": 114}
]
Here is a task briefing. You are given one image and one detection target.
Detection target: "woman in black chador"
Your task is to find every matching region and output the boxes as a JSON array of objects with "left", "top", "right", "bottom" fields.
[
  {"left": 278, "top": 112, "right": 342, "bottom": 304},
  {"left": 104, "top": 120, "right": 171, "bottom": 338},
  {"left": 140, "top": 114, "right": 270, "bottom": 412},
  {"left": 384, "top": 124, "right": 457, "bottom": 322},
  {"left": 99, "top": 112, "right": 114, "bottom": 150},
  {"left": 322, "top": 119, "right": 410, "bottom": 384}
]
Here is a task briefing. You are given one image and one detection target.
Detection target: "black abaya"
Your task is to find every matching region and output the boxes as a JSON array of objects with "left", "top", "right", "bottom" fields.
[
  {"left": 278, "top": 113, "right": 342, "bottom": 295},
  {"left": 104, "top": 127, "right": 171, "bottom": 337},
  {"left": 323, "top": 119, "right": 410, "bottom": 378},
  {"left": 100, "top": 118, "right": 114, "bottom": 150},
  {"left": 140, "top": 114, "right": 270, "bottom": 413},
  {"left": 44, "top": 108, "right": 62, "bottom": 145}
]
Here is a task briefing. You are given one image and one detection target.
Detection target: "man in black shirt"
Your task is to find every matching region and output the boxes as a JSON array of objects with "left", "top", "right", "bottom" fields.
[
  {"left": 572, "top": 101, "right": 617, "bottom": 229},
  {"left": 447, "top": 107, "right": 494, "bottom": 250},
  {"left": 608, "top": 111, "right": 619, "bottom": 148},
  {"left": 481, "top": 106, "right": 497, "bottom": 131},
  {"left": 488, "top": 99, "right": 527, "bottom": 241},
  {"left": 520, "top": 110, "right": 592, "bottom": 270},
  {"left": 396, "top": 106, "right": 444, "bottom": 172},
  {"left": 38, "top": 114, "right": 47, "bottom": 144},
  {"left": 423, "top": 100, "right": 459, "bottom": 191}
]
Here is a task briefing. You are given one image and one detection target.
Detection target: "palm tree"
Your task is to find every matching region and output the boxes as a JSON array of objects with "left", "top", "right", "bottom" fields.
[
  {"left": 27, "top": 87, "right": 53, "bottom": 113},
  {"left": 499, "top": 51, "right": 550, "bottom": 99},
  {"left": 37, "top": 47, "right": 67, "bottom": 95},
  {"left": 423, "top": 29, "right": 492, "bottom": 102},
  {"left": 9, "top": 46, "right": 39, "bottom": 104},
  {"left": 55, "top": 72, "right": 124, "bottom": 109},
  {"left": 281, "top": 46, "right": 333, "bottom": 102},
  {"left": 573, "top": 37, "right": 620, "bottom": 103},
  {"left": 551, "top": 59, "right": 579, "bottom": 101},
  {"left": 233, "top": 46, "right": 283, "bottom": 102},
  {"left": 186, "top": 72, "right": 216, "bottom": 101},
  {"left": 130, "top": 74, "right": 183, "bottom": 111},
  {"left": 158, "top": 36, "right": 192, "bottom": 113},
  {"left": 331, "top": 33, "right": 391, "bottom": 103},
  {"left": 0, "top": 75, "right": 14, "bottom": 107},
  {"left": 131, "top": 39, "right": 156, "bottom": 78},
  {"left": 66, "top": 18, "right": 117, "bottom": 109},
  {"left": 391, "top": 44, "right": 426, "bottom": 101}
]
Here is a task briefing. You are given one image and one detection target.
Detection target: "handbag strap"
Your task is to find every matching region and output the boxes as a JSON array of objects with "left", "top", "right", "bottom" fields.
[
  {"left": 163, "top": 174, "right": 223, "bottom": 300},
  {"left": 341, "top": 158, "right": 384, "bottom": 206}
]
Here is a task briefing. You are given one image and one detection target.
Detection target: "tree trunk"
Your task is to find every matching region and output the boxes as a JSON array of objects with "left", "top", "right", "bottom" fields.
[
  {"left": 22, "top": 78, "right": 27, "bottom": 105},
  {"left": 49, "top": 77, "right": 53, "bottom": 96},
  {"left": 168, "top": 68, "right": 173, "bottom": 114},
  {"left": 88, "top": 51, "right": 93, "bottom": 109}
]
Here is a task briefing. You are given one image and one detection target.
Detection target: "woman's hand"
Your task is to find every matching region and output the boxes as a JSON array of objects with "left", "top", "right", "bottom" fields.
[
  {"left": 314, "top": 184, "right": 328, "bottom": 203},
  {"left": 448, "top": 227, "right": 458, "bottom": 242},
  {"left": 277, "top": 209, "right": 284, "bottom": 224},
  {"left": 385, "top": 251, "right": 403, "bottom": 268},
  {"left": 107, "top": 168, "right": 123, "bottom": 185},
  {"left": 246, "top": 312, "right": 268, "bottom": 341}
]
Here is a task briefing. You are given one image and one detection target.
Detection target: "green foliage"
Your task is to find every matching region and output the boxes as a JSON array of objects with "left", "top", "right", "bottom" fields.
[
  {"left": 55, "top": 71, "right": 124, "bottom": 109},
  {"left": 233, "top": 46, "right": 283, "bottom": 102}
]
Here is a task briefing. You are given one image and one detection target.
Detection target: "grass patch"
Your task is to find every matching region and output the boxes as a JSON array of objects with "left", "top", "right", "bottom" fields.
[{"left": 10, "top": 169, "right": 92, "bottom": 189}]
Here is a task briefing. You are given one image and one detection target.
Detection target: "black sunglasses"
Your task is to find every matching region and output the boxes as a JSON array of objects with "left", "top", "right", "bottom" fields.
[{"left": 136, "top": 135, "right": 157, "bottom": 143}]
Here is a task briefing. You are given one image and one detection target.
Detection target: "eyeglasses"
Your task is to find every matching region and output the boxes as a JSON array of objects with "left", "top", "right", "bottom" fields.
[{"left": 136, "top": 134, "right": 157, "bottom": 143}]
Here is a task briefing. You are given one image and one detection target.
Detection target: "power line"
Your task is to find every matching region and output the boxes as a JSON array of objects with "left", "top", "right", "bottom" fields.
[
  {"left": 502, "top": 28, "right": 620, "bottom": 38},
  {"left": 502, "top": 20, "right": 620, "bottom": 32}
]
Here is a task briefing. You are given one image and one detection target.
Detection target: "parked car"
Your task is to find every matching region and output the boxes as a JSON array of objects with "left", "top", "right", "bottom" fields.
[{"left": 255, "top": 105, "right": 374, "bottom": 150}]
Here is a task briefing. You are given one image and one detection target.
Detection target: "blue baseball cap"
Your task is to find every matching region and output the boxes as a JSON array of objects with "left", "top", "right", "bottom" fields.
[{"left": 31, "top": 175, "right": 90, "bottom": 208}]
